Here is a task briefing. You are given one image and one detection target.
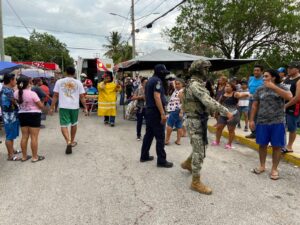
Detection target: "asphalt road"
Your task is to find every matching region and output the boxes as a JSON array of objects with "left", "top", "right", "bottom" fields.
[{"left": 0, "top": 112, "right": 299, "bottom": 225}]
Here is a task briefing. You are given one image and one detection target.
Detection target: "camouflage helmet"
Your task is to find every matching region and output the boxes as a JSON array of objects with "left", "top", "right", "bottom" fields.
[
  {"left": 288, "top": 61, "right": 300, "bottom": 70},
  {"left": 189, "top": 60, "right": 212, "bottom": 76}
]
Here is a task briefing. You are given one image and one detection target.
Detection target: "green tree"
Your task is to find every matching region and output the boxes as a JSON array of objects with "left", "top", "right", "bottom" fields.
[
  {"left": 165, "top": 0, "right": 300, "bottom": 75},
  {"left": 4, "top": 36, "right": 31, "bottom": 61},
  {"left": 4, "top": 31, "right": 74, "bottom": 71},
  {"left": 103, "top": 31, "right": 132, "bottom": 63},
  {"left": 29, "top": 30, "right": 74, "bottom": 70},
  {"left": 258, "top": 45, "right": 300, "bottom": 69}
]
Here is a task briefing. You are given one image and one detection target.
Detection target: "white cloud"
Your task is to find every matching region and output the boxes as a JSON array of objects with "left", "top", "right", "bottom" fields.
[
  {"left": 46, "top": 7, "right": 60, "bottom": 14},
  {"left": 3, "top": 0, "right": 181, "bottom": 60}
]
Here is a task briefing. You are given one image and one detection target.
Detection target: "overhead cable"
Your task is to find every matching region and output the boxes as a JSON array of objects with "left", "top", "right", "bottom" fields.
[
  {"left": 4, "top": 24, "right": 166, "bottom": 43},
  {"left": 141, "top": 0, "right": 186, "bottom": 29},
  {"left": 5, "top": 0, "right": 31, "bottom": 34}
]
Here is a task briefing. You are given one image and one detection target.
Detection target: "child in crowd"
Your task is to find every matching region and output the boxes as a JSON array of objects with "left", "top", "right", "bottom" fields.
[
  {"left": 85, "top": 79, "right": 98, "bottom": 95},
  {"left": 165, "top": 78, "right": 185, "bottom": 145},
  {"left": 85, "top": 79, "right": 98, "bottom": 114},
  {"left": 237, "top": 80, "right": 250, "bottom": 131}
]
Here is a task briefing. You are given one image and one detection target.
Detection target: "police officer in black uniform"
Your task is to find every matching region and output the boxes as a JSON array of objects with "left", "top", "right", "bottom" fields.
[{"left": 140, "top": 64, "right": 173, "bottom": 168}]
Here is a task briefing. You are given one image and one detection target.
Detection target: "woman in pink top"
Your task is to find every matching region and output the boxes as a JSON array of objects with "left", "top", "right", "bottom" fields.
[{"left": 14, "top": 76, "right": 45, "bottom": 163}]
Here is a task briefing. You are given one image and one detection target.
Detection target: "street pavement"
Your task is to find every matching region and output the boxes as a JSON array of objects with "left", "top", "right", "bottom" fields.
[{"left": 0, "top": 111, "right": 300, "bottom": 225}]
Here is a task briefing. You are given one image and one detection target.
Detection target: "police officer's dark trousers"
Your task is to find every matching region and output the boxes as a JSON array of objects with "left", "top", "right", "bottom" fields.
[{"left": 140, "top": 108, "right": 167, "bottom": 164}]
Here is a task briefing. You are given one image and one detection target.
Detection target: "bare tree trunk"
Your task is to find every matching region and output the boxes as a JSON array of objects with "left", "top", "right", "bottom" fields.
[{"left": 229, "top": 66, "right": 241, "bottom": 78}]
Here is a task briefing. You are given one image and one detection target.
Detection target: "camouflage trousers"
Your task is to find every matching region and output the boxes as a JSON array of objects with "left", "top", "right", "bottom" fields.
[{"left": 185, "top": 118, "right": 206, "bottom": 176}]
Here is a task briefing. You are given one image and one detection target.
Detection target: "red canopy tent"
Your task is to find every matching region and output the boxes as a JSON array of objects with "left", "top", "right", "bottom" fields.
[{"left": 15, "top": 62, "right": 60, "bottom": 71}]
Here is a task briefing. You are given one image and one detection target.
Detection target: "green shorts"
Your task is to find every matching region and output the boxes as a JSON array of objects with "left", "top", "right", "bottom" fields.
[{"left": 59, "top": 108, "right": 79, "bottom": 127}]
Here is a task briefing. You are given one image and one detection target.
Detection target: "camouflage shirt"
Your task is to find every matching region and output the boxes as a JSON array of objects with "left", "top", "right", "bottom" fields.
[{"left": 183, "top": 77, "right": 229, "bottom": 117}]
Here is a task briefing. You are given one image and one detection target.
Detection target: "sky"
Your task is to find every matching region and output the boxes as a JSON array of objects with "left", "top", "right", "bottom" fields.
[{"left": 3, "top": 0, "right": 181, "bottom": 61}]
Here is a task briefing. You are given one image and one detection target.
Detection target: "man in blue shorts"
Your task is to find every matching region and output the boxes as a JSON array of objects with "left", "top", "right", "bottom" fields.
[
  {"left": 0, "top": 74, "right": 20, "bottom": 161},
  {"left": 250, "top": 69, "right": 292, "bottom": 180}
]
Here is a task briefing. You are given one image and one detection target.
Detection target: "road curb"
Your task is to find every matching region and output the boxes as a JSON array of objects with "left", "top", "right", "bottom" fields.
[{"left": 208, "top": 125, "right": 300, "bottom": 167}]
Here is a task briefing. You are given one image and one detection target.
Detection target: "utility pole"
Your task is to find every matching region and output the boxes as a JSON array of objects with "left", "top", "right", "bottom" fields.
[
  {"left": 0, "top": 0, "right": 5, "bottom": 61},
  {"left": 131, "top": 0, "right": 136, "bottom": 58}
]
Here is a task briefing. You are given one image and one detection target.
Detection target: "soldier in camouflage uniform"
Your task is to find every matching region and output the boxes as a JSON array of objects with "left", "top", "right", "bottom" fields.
[{"left": 181, "top": 60, "right": 233, "bottom": 195}]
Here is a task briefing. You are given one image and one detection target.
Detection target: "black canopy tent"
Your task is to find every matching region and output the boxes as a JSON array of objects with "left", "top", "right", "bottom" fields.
[
  {"left": 115, "top": 49, "right": 257, "bottom": 72},
  {"left": 116, "top": 49, "right": 257, "bottom": 118}
]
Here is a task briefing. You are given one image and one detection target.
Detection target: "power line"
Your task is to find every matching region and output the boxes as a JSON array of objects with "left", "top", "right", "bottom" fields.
[
  {"left": 135, "top": 0, "right": 158, "bottom": 16},
  {"left": 3, "top": 23, "right": 166, "bottom": 43},
  {"left": 120, "top": 10, "right": 131, "bottom": 39},
  {"left": 67, "top": 46, "right": 106, "bottom": 51},
  {"left": 3, "top": 24, "right": 107, "bottom": 38},
  {"left": 136, "top": 0, "right": 167, "bottom": 27},
  {"left": 5, "top": 0, "right": 31, "bottom": 35},
  {"left": 140, "top": 0, "right": 186, "bottom": 29}
]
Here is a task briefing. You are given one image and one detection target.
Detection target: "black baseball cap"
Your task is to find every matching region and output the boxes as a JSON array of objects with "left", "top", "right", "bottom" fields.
[{"left": 154, "top": 64, "right": 170, "bottom": 75}]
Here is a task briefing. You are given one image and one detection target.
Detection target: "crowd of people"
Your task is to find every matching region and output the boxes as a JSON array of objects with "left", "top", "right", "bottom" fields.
[
  {"left": 0, "top": 60, "right": 299, "bottom": 194},
  {"left": 129, "top": 61, "right": 299, "bottom": 193},
  {"left": 0, "top": 66, "right": 88, "bottom": 161},
  {"left": 0, "top": 74, "right": 54, "bottom": 162}
]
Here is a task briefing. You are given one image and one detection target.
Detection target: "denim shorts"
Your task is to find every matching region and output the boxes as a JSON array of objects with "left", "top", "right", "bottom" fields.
[
  {"left": 4, "top": 120, "right": 19, "bottom": 141},
  {"left": 239, "top": 106, "right": 249, "bottom": 113},
  {"left": 256, "top": 123, "right": 285, "bottom": 147},
  {"left": 218, "top": 111, "right": 240, "bottom": 126},
  {"left": 167, "top": 110, "right": 183, "bottom": 129},
  {"left": 286, "top": 113, "right": 300, "bottom": 132}
]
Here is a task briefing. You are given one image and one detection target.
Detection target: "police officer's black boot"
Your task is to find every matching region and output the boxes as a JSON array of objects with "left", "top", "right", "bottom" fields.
[
  {"left": 157, "top": 160, "right": 173, "bottom": 168},
  {"left": 140, "top": 156, "right": 154, "bottom": 162}
]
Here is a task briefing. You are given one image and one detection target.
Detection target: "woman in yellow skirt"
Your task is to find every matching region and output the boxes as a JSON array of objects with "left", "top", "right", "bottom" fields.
[{"left": 97, "top": 72, "right": 121, "bottom": 126}]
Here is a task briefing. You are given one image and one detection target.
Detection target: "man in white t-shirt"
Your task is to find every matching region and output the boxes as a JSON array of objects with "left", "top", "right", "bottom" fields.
[{"left": 50, "top": 67, "right": 88, "bottom": 155}]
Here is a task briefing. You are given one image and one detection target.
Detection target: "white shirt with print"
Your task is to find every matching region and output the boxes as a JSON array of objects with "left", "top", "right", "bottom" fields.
[{"left": 53, "top": 77, "right": 85, "bottom": 109}]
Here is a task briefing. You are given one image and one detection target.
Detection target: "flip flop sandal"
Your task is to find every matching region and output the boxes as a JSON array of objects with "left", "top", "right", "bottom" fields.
[
  {"left": 251, "top": 168, "right": 265, "bottom": 175},
  {"left": 175, "top": 141, "right": 181, "bottom": 145},
  {"left": 66, "top": 144, "right": 72, "bottom": 155},
  {"left": 281, "top": 147, "right": 293, "bottom": 154},
  {"left": 21, "top": 155, "right": 32, "bottom": 162},
  {"left": 14, "top": 149, "right": 22, "bottom": 154},
  {"left": 270, "top": 173, "right": 279, "bottom": 180},
  {"left": 31, "top": 155, "right": 45, "bottom": 163},
  {"left": 7, "top": 156, "right": 21, "bottom": 161},
  {"left": 71, "top": 142, "right": 78, "bottom": 147}
]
